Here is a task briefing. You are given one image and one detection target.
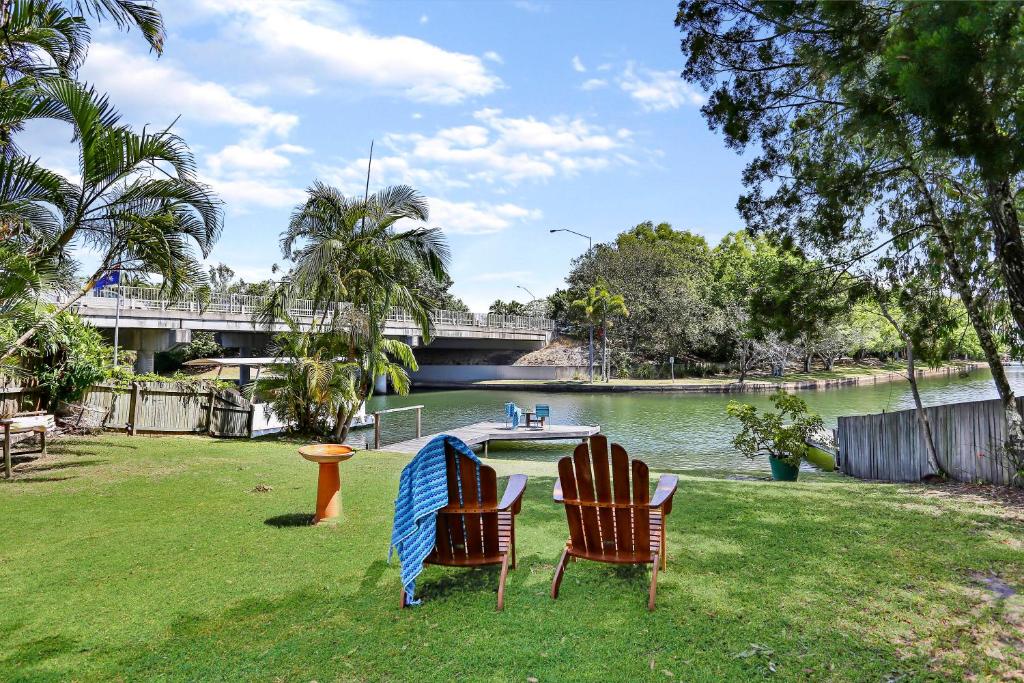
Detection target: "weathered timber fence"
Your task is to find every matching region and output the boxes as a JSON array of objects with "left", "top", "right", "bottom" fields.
[
  {"left": 837, "top": 397, "right": 1022, "bottom": 485},
  {"left": 0, "top": 378, "right": 42, "bottom": 417},
  {"left": 80, "top": 382, "right": 254, "bottom": 437}
]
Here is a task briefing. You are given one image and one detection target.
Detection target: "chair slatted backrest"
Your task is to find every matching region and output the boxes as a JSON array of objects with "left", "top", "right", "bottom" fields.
[
  {"left": 535, "top": 404, "right": 550, "bottom": 418},
  {"left": 433, "top": 442, "right": 502, "bottom": 563},
  {"left": 557, "top": 435, "right": 651, "bottom": 557}
]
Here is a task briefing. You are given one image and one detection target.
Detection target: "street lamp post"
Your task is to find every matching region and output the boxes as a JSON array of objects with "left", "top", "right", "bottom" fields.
[
  {"left": 515, "top": 284, "right": 537, "bottom": 302},
  {"left": 550, "top": 228, "right": 595, "bottom": 383}
]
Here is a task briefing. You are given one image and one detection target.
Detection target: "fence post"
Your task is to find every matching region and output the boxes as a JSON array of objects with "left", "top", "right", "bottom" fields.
[
  {"left": 206, "top": 388, "right": 216, "bottom": 436},
  {"left": 128, "top": 382, "right": 140, "bottom": 435},
  {"left": 374, "top": 412, "right": 382, "bottom": 450},
  {"left": 247, "top": 403, "right": 256, "bottom": 439},
  {"left": 416, "top": 406, "right": 422, "bottom": 439}
]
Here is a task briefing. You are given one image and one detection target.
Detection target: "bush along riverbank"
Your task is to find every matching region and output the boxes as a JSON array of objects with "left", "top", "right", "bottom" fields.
[{"left": 413, "top": 363, "right": 980, "bottom": 393}]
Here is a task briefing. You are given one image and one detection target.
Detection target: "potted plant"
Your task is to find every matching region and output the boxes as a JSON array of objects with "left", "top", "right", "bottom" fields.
[{"left": 726, "top": 390, "right": 824, "bottom": 481}]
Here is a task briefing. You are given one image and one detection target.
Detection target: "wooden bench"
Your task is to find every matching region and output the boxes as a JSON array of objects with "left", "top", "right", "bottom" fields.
[{"left": 2, "top": 411, "right": 55, "bottom": 478}]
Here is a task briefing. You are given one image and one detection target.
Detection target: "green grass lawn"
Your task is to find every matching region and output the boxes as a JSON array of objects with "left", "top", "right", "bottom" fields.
[{"left": 2, "top": 435, "right": 1021, "bottom": 681}]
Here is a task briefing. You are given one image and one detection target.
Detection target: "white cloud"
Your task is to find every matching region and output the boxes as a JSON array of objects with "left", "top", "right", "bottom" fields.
[
  {"left": 580, "top": 78, "right": 607, "bottom": 91},
  {"left": 427, "top": 198, "right": 541, "bottom": 235},
  {"left": 483, "top": 51, "right": 504, "bottom": 64},
  {"left": 192, "top": 0, "right": 501, "bottom": 104},
  {"left": 419, "top": 14, "right": 428, "bottom": 24},
  {"left": 207, "top": 142, "right": 310, "bottom": 177},
  {"left": 572, "top": 55, "right": 586, "bottom": 73},
  {"left": 84, "top": 43, "right": 298, "bottom": 136},
  {"left": 363, "top": 109, "right": 627, "bottom": 186},
  {"left": 618, "top": 63, "right": 705, "bottom": 112},
  {"left": 205, "top": 177, "right": 307, "bottom": 211}
]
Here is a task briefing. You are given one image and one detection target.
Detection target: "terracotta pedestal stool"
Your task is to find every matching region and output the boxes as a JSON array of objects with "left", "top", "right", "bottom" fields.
[{"left": 298, "top": 444, "right": 355, "bottom": 524}]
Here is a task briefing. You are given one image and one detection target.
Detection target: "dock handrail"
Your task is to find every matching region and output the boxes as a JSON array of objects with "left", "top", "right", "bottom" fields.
[{"left": 372, "top": 404, "right": 424, "bottom": 450}]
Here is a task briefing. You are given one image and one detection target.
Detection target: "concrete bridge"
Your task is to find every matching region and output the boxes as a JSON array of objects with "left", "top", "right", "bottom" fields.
[{"left": 72, "top": 286, "right": 555, "bottom": 376}]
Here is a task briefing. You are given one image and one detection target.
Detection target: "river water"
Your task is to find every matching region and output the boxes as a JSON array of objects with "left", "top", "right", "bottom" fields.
[{"left": 366, "top": 366, "right": 1024, "bottom": 473}]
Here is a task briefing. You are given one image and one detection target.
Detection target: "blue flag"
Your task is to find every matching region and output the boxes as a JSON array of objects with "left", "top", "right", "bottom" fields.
[{"left": 93, "top": 269, "right": 120, "bottom": 292}]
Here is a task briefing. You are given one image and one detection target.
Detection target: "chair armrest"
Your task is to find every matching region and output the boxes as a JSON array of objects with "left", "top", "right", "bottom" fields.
[
  {"left": 553, "top": 479, "right": 564, "bottom": 502},
  {"left": 649, "top": 474, "right": 678, "bottom": 514},
  {"left": 498, "top": 474, "right": 528, "bottom": 514},
  {"left": 17, "top": 410, "right": 46, "bottom": 417}
]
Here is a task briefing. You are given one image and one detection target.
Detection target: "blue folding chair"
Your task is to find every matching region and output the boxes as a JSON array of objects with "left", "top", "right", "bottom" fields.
[{"left": 528, "top": 404, "right": 550, "bottom": 430}]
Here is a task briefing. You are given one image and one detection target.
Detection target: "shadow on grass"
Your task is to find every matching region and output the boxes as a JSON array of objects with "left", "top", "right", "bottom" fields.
[
  {"left": 21, "top": 458, "right": 107, "bottom": 473},
  {"left": 3, "top": 475, "right": 75, "bottom": 484},
  {"left": 264, "top": 513, "right": 313, "bottom": 528}
]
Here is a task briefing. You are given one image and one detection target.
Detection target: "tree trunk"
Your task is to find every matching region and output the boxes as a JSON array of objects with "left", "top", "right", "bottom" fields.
[
  {"left": 876, "top": 297, "right": 945, "bottom": 478},
  {"left": 929, "top": 215, "right": 1024, "bottom": 471},
  {"left": 600, "top": 319, "right": 608, "bottom": 382},
  {"left": 904, "top": 339, "right": 944, "bottom": 478},
  {"left": 802, "top": 353, "right": 811, "bottom": 373},
  {"left": 984, "top": 177, "right": 1024, "bottom": 338}
]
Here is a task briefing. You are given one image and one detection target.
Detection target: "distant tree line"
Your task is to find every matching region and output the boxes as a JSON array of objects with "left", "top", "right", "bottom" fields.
[{"left": 539, "top": 222, "right": 983, "bottom": 380}]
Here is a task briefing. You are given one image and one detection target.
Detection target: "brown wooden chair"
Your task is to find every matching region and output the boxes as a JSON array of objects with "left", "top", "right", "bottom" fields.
[
  {"left": 401, "top": 442, "right": 528, "bottom": 611},
  {"left": 551, "top": 435, "right": 678, "bottom": 610}
]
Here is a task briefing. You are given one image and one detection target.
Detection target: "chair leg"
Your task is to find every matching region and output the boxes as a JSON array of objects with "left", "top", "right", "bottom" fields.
[
  {"left": 551, "top": 547, "right": 570, "bottom": 599},
  {"left": 648, "top": 555, "right": 660, "bottom": 611},
  {"left": 400, "top": 587, "right": 407, "bottom": 609},
  {"left": 497, "top": 552, "right": 511, "bottom": 611},
  {"left": 40, "top": 429, "right": 46, "bottom": 458},
  {"left": 661, "top": 526, "right": 667, "bottom": 571},
  {"left": 511, "top": 525, "right": 517, "bottom": 569}
]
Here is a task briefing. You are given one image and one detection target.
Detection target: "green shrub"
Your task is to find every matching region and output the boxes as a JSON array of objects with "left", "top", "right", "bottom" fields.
[{"left": 726, "top": 390, "right": 824, "bottom": 467}]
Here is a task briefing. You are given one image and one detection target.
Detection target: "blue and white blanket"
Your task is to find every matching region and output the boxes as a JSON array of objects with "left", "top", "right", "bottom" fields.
[
  {"left": 389, "top": 434, "right": 482, "bottom": 605},
  {"left": 505, "top": 402, "right": 522, "bottom": 429}
]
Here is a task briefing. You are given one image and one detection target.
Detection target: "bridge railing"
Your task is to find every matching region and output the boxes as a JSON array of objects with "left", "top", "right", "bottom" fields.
[{"left": 80, "top": 286, "right": 555, "bottom": 332}]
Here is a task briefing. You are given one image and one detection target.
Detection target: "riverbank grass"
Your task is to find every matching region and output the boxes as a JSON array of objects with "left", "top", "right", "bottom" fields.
[
  {"left": 473, "top": 361, "right": 970, "bottom": 389},
  {"left": 2, "top": 435, "right": 1021, "bottom": 681}
]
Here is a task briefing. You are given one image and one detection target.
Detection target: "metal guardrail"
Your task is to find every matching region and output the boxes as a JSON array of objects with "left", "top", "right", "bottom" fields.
[{"left": 76, "top": 285, "right": 555, "bottom": 332}]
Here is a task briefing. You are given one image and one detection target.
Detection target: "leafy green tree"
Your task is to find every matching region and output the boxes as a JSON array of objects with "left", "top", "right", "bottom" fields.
[
  {"left": 676, "top": 0, "right": 1024, "bottom": 465},
  {"left": 568, "top": 222, "right": 722, "bottom": 365},
  {"left": 266, "top": 182, "right": 448, "bottom": 441},
  {"left": 1, "top": 306, "right": 109, "bottom": 408}
]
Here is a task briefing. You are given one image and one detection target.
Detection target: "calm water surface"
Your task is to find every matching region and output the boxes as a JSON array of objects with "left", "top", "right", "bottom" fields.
[{"left": 366, "top": 366, "right": 1024, "bottom": 473}]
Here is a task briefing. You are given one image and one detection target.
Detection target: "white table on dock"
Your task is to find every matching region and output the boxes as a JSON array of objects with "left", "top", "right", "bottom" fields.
[{"left": 383, "top": 421, "right": 601, "bottom": 455}]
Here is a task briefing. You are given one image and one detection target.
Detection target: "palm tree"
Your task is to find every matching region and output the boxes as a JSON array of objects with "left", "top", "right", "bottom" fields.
[
  {"left": 252, "top": 325, "right": 358, "bottom": 436},
  {"left": 0, "top": 77, "right": 222, "bottom": 362},
  {"left": 264, "top": 182, "right": 450, "bottom": 441},
  {"left": 572, "top": 282, "right": 629, "bottom": 382},
  {"left": 0, "top": 1, "right": 165, "bottom": 149}
]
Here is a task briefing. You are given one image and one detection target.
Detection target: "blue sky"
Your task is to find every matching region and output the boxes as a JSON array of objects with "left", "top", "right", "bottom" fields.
[{"left": 34, "top": 0, "right": 750, "bottom": 310}]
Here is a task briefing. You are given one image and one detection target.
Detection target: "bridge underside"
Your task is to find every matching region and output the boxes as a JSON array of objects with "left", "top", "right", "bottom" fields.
[{"left": 78, "top": 302, "right": 551, "bottom": 376}]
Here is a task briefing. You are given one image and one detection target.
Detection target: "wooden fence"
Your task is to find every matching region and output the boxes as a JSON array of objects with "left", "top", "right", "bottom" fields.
[
  {"left": 837, "top": 397, "right": 1022, "bottom": 485},
  {"left": 0, "top": 378, "right": 42, "bottom": 417},
  {"left": 79, "top": 382, "right": 254, "bottom": 437}
]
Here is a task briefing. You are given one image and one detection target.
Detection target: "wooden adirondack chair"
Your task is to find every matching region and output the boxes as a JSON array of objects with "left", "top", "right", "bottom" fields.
[
  {"left": 551, "top": 435, "right": 679, "bottom": 610},
  {"left": 401, "top": 442, "right": 528, "bottom": 610}
]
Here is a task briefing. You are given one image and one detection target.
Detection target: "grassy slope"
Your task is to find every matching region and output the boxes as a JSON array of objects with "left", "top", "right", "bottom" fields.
[{"left": 1, "top": 435, "right": 1021, "bottom": 682}]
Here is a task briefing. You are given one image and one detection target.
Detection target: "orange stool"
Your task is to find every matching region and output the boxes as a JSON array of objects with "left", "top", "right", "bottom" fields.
[{"left": 298, "top": 444, "right": 355, "bottom": 524}]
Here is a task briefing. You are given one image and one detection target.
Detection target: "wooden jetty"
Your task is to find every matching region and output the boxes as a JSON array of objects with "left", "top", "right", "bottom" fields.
[{"left": 382, "top": 421, "right": 601, "bottom": 455}]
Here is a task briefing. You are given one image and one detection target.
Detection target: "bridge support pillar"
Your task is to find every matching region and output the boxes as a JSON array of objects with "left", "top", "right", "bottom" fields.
[
  {"left": 374, "top": 374, "right": 388, "bottom": 395},
  {"left": 238, "top": 347, "right": 252, "bottom": 386},
  {"left": 135, "top": 349, "right": 155, "bottom": 374}
]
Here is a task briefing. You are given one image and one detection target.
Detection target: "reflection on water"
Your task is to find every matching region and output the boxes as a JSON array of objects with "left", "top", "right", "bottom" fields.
[{"left": 367, "top": 366, "right": 1024, "bottom": 473}]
